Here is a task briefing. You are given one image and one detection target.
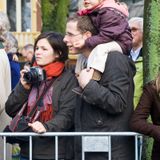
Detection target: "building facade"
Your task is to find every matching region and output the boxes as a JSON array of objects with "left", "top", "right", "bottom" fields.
[{"left": 0, "top": 0, "right": 41, "bottom": 47}]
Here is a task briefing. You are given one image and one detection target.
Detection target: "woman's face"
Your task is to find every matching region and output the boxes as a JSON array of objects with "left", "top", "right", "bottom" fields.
[{"left": 35, "top": 38, "right": 58, "bottom": 66}]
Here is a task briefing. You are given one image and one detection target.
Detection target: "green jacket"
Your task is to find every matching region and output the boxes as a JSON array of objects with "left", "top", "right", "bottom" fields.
[{"left": 134, "top": 56, "right": 143, "bottom": 108}]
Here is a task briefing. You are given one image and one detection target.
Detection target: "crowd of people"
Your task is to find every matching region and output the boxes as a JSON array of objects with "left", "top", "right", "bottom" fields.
[{"left": 0, "top": 0, "right": 159, "bottom": 160}]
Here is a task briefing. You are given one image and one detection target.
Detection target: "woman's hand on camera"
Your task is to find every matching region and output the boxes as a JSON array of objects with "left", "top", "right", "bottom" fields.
[
  {"left": 20, "top": 65, "right": 31, "bottom": 90},
  {"left": 28, "top": 121, "right": 47, "bottom": 133}
]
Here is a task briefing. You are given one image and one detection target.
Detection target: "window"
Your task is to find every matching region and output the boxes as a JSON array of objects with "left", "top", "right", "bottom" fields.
[
  {"left": 7, "top": 0, "right": 16, "bottom": 31},
  {"left": 22, "top": 0, "right": 31, "bottom": 32},
  {"left": 7, "top": 0, "right": 31, "bottom": 32}
]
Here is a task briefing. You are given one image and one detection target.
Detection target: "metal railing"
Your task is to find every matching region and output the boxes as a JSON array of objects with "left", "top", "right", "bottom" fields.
[{"left": 0, "top": 132, "right": 142, "bottom": 160}]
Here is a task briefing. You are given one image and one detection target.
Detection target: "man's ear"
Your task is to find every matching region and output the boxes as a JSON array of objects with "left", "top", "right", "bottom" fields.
[{"left": 84, "top": 31, "right": 92, "bottom": 39}]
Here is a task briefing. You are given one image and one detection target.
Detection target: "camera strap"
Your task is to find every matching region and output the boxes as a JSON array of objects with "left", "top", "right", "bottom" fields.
[{"left": 27, "top": 77, "right": 57, "bottom": 122}]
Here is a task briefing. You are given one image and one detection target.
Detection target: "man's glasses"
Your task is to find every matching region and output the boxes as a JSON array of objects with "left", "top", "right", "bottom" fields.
[{"left": 131, "top": 27, "right": 139, "bottom": 32}]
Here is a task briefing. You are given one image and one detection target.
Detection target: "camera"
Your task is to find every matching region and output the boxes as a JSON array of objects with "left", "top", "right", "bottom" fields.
[{"left": 23, "top": 66, "right": 46, "bottom": 84}]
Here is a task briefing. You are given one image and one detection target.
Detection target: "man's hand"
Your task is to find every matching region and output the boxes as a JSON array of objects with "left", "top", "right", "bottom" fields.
[
  {"left": 28, "top": 121, "right": 46, "bottom": 133},
  {"left": 12, "top": 54, "right": 19, "bottom": 61},
  {"left": 77, "top": 68, "right": 94, "bottom": 89}
]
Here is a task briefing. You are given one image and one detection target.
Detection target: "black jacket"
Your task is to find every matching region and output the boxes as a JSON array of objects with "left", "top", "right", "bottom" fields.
[
  {"left": 5, "top": 69, "right": 77, "bottom": 159},
  {"left": 75, "top": 52, "right": 136, "bottom": 160}
]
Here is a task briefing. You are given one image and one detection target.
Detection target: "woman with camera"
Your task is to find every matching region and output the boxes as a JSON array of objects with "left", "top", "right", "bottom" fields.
[{"left": 5, "top": 31, "right": 77, "bottom": 160}]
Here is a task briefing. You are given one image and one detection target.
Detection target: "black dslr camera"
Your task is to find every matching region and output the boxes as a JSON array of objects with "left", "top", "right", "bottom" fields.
[{"left": 23, "top": 66, "right": 46, "bottom": 84}]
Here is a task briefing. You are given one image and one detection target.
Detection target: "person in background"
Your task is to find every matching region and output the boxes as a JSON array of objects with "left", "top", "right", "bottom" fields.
[
  {"left": 0, "top": 11, "right": 12, "bottom": 160},
  {"left": 129, "top": 17, "right": 143, "bottom": 108},
  {"left": 21, "top": 43, "right": 34, "bottom": 64},
  {"left": 5, "top": 31, "right": 77, "bottom": 160},
  {"left": 130, "top": 73, "right": 160, "bottom": 160},
  {"left": 20, "top": 43, "right": 34, "bottom": 69},
  {"left": 3, "top": 31, "right": 21, "bottom": 160},
  {"left": 64, "top": 15, "right": 135, "bottom": 160},
  {"left": 3, "top": 32, "right": 20, "bottom": 90}
]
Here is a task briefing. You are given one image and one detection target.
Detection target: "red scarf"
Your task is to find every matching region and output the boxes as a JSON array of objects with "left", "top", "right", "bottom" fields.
[
  {"left": 78, "top": 0, "right": 128, "bottom": 17},
  {"left": 77, "top": 3, "right": 103, "bottom": 16},
  {"left": 28, "top": 62, "right": 65, "bottom": 123},
  {"left": 33, "top": 61, "right": 65, "bottom": 79}
]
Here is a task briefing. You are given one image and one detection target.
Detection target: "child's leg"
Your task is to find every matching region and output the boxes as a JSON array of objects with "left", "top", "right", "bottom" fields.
[{"left": 87, "top": 41, "right": 122, "bottom": 75}]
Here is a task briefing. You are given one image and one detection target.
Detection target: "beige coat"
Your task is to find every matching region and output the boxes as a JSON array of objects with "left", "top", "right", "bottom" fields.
[{"left": 0, "top": 47, "right": 12, "bottom": 160}]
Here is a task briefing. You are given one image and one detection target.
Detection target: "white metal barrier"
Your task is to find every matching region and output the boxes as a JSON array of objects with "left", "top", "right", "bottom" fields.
[{"left": 0, "top": 132, "right": 142, "bottom": 160}]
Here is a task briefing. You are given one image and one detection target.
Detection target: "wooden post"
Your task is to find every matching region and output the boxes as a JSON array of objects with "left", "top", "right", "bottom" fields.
[
  {"left": 143, "top": 0, "right": 160, "bottom": 83},
  {"left": 143, "top": 0, "right": 160, "bottom": 159}
]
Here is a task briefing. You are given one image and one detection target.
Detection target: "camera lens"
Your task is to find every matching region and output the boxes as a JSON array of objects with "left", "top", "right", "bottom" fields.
[
  {"left": 23, "top": 70, "right": 38, "bottom": 83},
  {"left": 23, "top": 72, "right": 32, "bottom": 83},
  {"left": 23, "top": 67, "right": 46, "bottom": 84}
]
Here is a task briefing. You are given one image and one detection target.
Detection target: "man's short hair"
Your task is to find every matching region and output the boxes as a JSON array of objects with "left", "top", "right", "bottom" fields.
[
  {"left": 129, "top": 17, "right": 143, "bottom": 33},
  {"left": 67, "top": 14, "right": 98, "bottom": 35}
]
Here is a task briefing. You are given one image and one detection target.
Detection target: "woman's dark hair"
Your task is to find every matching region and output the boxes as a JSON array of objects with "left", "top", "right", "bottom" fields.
[{"left": 34, "top": 31, "right": 68, "bottom": 62}]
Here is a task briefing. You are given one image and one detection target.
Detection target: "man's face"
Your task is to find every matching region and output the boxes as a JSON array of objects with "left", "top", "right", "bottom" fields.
[
  {"left": 63, "top": 21, "right": 84, "bottom": 54},
  {"left": 21, "top": 49, "right": 28, "bottom": 61},
  {"left": 130, "top": 23, "right": 143, "bottom": 49},
  {"left": 21, "top": 49, "right": 34, "bottom": 62}
]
